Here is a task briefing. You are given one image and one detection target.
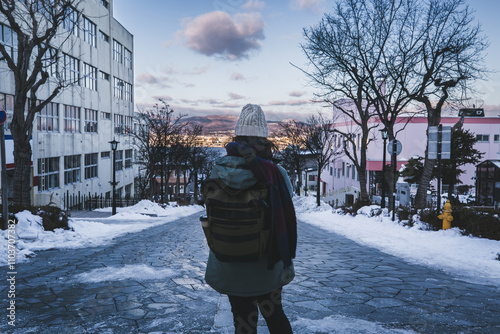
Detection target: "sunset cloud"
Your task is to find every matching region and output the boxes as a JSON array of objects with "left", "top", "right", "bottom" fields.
[{"left": 178, "top": 11, "right": 265, "bottom": 60}]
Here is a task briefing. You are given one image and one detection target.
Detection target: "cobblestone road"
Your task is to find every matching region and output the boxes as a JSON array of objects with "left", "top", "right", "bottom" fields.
[{"left": 2, "top": 211, "right": 500, "bottom": 333}]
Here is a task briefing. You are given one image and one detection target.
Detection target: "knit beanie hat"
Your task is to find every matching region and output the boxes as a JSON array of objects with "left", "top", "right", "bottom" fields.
[{"left": 234, "top": 104, "right": 268, "bottom": 138}]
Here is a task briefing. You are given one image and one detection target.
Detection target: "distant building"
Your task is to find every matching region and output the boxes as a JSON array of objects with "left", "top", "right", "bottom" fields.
[
  {"left": 475, "top": 160, "right": 500, "bottom": 207},
  {"left": 320, "top": 116, "right": 500, "bottom": 207},
  {"left": 0, "top": 0, "right": 137, "bottom": 207}
]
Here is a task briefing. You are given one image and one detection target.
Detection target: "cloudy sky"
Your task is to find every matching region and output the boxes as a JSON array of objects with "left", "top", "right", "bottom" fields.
[{"left": 113, "top": 0, "right": 500, "bottom": 122}]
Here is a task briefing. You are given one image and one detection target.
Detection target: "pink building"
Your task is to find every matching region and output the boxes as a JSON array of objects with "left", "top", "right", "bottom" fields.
[{"left": 319, "top": 116, "right": 500, "bottom": 207}]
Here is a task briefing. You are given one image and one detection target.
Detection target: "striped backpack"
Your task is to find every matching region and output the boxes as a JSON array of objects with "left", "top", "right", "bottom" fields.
[{"left": 200, "top": 178, "right": 271, "bottom": 262}]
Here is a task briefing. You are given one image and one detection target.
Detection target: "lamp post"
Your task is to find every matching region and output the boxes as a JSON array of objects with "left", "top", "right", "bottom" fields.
[
  {"left": 379, "top": 128, "right": 388, "bottom": 208},
  {"left": 109, "top": 138, "right": 119, "bottom": 215}
]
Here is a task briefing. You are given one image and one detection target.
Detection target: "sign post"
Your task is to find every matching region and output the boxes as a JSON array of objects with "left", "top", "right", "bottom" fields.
[
  {"left": 0, "top": 108, "right": 8, "bottom": 229},
  {"left": 428, "top": 125, "right": 451, "bottom": 210},
  {"left": 388, "top": 139, "right": 402, "bottom": 221}
]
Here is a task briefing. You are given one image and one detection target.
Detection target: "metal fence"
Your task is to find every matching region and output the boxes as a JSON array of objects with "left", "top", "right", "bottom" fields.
[{"left": 63, "top": 192, "right": 139, "bottom": 211}]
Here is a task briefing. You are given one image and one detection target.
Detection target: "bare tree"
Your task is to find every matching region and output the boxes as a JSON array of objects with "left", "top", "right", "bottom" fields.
[
  {"left": 179, "top": 124, "right": 203, "bottom": 202},
  {"left": 299, "top": 0, "right": 419, "bottom": 206},
  {"left": 299, "top": 0, "right": 487, "bottom": 210},
  {"left": 0, "top": 0, "right": 82, "bottom": 204},
  {"left": 304, "top": 113, "right": 341, "bottom": 207},
  {"left": 278, "top": 120, "right": 307, "bottom": 195},
  {"left": 400, "top": 0, "right": 488, "bottom": 208},
  {"left": 133, "top": 100, "right": 185, "bottom": 201}
]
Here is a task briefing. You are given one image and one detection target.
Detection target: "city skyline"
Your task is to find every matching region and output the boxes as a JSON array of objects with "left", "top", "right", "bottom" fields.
[{"left": 114, "top": 0, "right": 500, "bottom": 122}]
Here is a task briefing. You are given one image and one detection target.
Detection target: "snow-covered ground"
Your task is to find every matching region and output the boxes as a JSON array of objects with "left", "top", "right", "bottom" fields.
[
  {"left": 294, "top": 196, "right": 500, "bottom": 287},
  {"left": 2, "top": 200, "right": 204, "bottom": 264},
  {"left": 2, "top": 197, "right": 500, "bottom": 288}
]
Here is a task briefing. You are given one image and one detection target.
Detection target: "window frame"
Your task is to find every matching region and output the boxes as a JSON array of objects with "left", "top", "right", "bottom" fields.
[
  {"left": 84, "top": 153, "right": 98, "bottom": 179},
  {"left": 64, "top": 155, "right": 81, "bottom": 185},
  {"left": 64, "top": 105, "right": 81, "bottom": 133},
  {"left": 38, "top": 157, "right": 60, "bottom": 192},
  {"left": 82, "top": 16, "right": 97, "bottom": 47},
  {"left": 84, "top": 108, "right": 98, "bottom": 133},
  {"left": 37, "top": 102, "right": 59, "bottom": 132},
  {"left": 83, "top": 63, "right": 97, "bottom": 90}
]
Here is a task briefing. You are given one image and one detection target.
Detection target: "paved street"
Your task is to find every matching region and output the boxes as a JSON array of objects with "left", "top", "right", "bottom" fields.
[{"left": 2, "top": 211, "right": 500, "bottom": 333}]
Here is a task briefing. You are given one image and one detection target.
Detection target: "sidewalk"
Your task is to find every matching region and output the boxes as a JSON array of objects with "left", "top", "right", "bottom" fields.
[
  {"left": 69, "top": 210, "right": 113, "bottom": 219},
  {"left": 2, "top": 212, "right": 500, "bottom": 333}
]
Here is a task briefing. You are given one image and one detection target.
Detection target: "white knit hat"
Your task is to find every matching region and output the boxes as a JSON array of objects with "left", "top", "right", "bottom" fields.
[{"left": 234, "top": 104, "right": 268, "bottom": 138}]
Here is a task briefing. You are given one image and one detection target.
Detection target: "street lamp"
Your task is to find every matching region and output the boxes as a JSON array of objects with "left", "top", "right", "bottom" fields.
[
  {"left": 109, "top": 138, "right": 119, "bottom": 215},
  {"left": 379, "top": 128, "right": 388, "bottom": 208}
]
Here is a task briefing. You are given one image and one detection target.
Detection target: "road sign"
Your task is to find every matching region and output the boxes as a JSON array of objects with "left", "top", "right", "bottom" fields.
[
  {"left": 0, "top": 108, "right": 6, "bottom": 125},
  {"left": 387, "top": 139, "right": 402, "bottom": 156},
  {"left": 428, "top": 126, "right": 451, "bottom": 160}
]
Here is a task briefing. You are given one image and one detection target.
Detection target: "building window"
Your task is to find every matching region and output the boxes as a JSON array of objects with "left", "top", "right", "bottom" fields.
[
  {"left": 124, "top": 82, "right": 133, "bottom": 102},
  {"left": 476, "top": 134, "right": 489, "bottom": 143},
  {"left": 38, "top": 157, "right": 60, "bottom": 192},
  {"left": 63, "top": 6, "right": 79, "bottom": 36},
  {"left": 100, "top": 70, "right": 110, "bottom": 81},
  {"left": 43, "top": 48, "right": 59, "bottom": 78},
  {"left": 99, "top": 30, "right": 109, "bottom": 43},
  {"left": 83, "top": 63, "right": 97, "bottom": 90},
  {"left": 37, "top": 102, "right": 59, "bottom": 132},
  {"left": 0, "top": 23, "right": 17, "bottom": 61},
  {"left": 125, "top": 116, "right": 133, "bottom": 133},
  {"left": 64, "top": 105, "right": 80, "bottom": 132},
  {"left": 113, "top": 40, "right": 123, "bottom": 64},
  {"left": 64, "top": 54, "right": 80, "bottom": 85},
  {"left": 64, "top": 155, "right": 81, "bottom": 185},
  {"left": 84, "top": 153, "right": 98, "bottom": 179},
  {"left": 125, "top": 183, "right": 132, "bottom": 199},
  {"left": 100, "top": 0, "right": 109, "bottom": 9},
  {"left": 82, "top": 16, "right": 96, "bottom": 47},
  {"left": 115, "top": 150, "right": 123, "bottom": 171},
  {"left": 114, "top": 114, "right": 124, "bottom": 134},
  {"left": 101, "top": 151, "right": 111, "bottom": 159},
  {"left": 84, "top": 108, "right": 98, "bottom": 133},
  {"left": 125, "top": 149, "right": 133, "bottom": 168},
  {"left": 494, "top": 134, "right": 499, "bottom": 143},
  {"left": 113, "top": 78, "right": 132, "bottom": 102},
  {"left": 101, "top": 111, "right": 111, "bottom": 120},
  {"left": 124, "top": 48, "right": 132, "bottom": 69},
  {"left": 114, "top": 77, "right": 124, "bottom": 99}
]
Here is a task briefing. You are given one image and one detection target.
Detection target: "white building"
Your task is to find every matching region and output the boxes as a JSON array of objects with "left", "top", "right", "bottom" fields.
[{"left": 0, "top": 0, "right": 136, "bottom": 207}]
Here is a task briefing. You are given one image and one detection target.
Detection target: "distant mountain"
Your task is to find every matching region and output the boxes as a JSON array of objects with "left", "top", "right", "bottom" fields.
[{"left": 184, "top": 115, "right": 283, "bottom": 135}]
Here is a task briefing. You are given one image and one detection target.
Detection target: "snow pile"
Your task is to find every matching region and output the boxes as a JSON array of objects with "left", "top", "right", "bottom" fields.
[
  {"left": 298, "top": 202, "right": 500, "bottom": 287},
  {"left": 293, "top": 195, "right": 332, "bottom": 213},
  {"left": 357, "top": 205, "right": 384, "bottom": 217},
  {"left": 75, "top": 264, "right": 176, "bottom": 283},
  {"left": 0, "top": 201, "right": 204, "bottom": 265},
  {"left": 96, "top": 199, "right": 184, "bottom": 217}
]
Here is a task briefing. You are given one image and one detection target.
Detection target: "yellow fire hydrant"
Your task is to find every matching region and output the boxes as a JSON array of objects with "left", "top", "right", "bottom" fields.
[{"left": 438, "top": 200, "right": 453, "bottom": 230}]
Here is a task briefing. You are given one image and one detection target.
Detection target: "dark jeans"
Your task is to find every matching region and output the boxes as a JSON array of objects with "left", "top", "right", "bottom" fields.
[{"left": 228, "top": 288, "right": 293, "bottom": 334}]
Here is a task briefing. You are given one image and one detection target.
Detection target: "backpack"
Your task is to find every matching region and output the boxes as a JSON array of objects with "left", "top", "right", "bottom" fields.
[{"left": 200, "top": 178, "right": 271, "bottom": 262}]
